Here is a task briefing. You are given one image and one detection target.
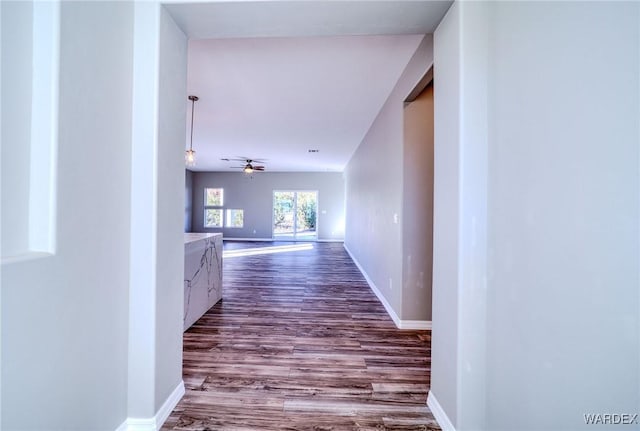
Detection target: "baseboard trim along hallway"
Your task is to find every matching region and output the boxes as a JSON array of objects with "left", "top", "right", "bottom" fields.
[
  {"left": 343, "top": 244, "right": 432, "bottom": 330},
  {"left": 115, "top": 381, "right": 185, "bottom": 431},
  {"left": 427, "top": 391, "right": 456, "bottom": 431}
]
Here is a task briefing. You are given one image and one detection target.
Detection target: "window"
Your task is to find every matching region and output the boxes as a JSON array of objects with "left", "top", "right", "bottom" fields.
[
  {"left": 204, "top": 209, "right": 223, "bottom": 228},
  {"left": 203, "top": 188, "right": 244, "bottom": 229},
  {"left": 205, "top": 188, "right": 223, "bottom": 206},
  {"left": 204, "top": 188, "right": 224, "bottom": 228},
  {"left": 225, "top": 209, "right": 244, "bottom": 228}
]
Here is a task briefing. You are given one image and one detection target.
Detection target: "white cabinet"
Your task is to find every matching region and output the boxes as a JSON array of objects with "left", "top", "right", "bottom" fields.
[{"left": 183, "top": 233, "right": 223, "bottom": 330}]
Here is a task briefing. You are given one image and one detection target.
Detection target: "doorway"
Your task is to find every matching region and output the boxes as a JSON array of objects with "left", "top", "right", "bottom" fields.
[{"left": 272, "top": 191, "right": 318, "bottom": 241}]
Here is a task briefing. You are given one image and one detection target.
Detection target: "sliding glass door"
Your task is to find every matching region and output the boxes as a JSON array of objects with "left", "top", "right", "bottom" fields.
[{"left": 273, "top": 191, "right": 318, "bottom": 241}]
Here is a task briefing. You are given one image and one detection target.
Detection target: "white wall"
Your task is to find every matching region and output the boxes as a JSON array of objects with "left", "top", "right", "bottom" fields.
[
  {"left": 344, "top": 35, "right": 434, "bottom": 321},
  {"left": 485, "top": 2, "right": 639, "bottom": 429},
  {"left": 2, "top": 2, "right": 189, "bottom": 428},
  {"left": 191, "top": 172, "right": 345, "bottom": 241},
  {"left": 155, "top": 5, "right": 187, "bottom": 412},
  {"left": 431, "top": 2, "right": 461, "bottom": 424},
  {"left": 127, "top": 1, "right": 187, "bottom": 422},
  {"left": 431, "top": 2, "right": 639, "bottom": 430},
  {"left": 1, "top": 2, "right": 133, "bottom": 428}
]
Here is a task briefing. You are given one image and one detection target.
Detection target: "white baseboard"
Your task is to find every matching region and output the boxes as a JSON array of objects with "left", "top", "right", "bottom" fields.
[
  {"left": 115, "top": 380, "right": 185, "bottom": 431},
  {"left": 155, "top": 380, "right": 185, "bottom": 429},
  {"left": 316, "top": 239, "right": 344, "bottom": 243},
  {"left": 122, "top": 417, "right": 156, "bottom": 431},
  {"left": 427, "top": 391, "right": 456, "bottom": 431},
  {"left": 343, "top": 244, "right": 431, "bottom": 330},
  {"left": 223, "top": 237, "right": 275, "bottom": 242},
  {"left": 343, "top": 244, "right": 400, "bottom": 326},
  {"left": 398, "top": 319, "right": 432, "bottom": 330}
]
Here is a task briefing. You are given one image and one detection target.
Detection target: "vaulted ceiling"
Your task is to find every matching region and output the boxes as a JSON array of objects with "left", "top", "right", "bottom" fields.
[{"left": 164, "top": 1, "right": 452, "bottom": 172}]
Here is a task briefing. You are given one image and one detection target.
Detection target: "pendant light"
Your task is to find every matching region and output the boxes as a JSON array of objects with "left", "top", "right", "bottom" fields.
[{"left": 185, "top": 95, "right": 199, "bottom": 167}]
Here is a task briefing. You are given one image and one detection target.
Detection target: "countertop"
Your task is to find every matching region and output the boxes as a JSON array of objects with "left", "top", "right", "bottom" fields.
[{"left": 184, "top": 232, "right": 222, "bottom": 245}]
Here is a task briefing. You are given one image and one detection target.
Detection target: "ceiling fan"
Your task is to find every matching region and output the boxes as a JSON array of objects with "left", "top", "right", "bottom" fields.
[{"left": 221, "top": 157, "right": 266, "bottom": 173}]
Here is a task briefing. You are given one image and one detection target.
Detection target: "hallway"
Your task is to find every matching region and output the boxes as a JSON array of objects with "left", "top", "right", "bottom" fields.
[{"left": 162, "top": 242, "right": 438, "bottom": 430}]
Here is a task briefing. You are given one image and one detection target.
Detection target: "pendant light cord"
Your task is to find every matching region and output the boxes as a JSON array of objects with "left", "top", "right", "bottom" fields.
[{"left": 189, "top": 97, "right": 195, "bottom": 152}]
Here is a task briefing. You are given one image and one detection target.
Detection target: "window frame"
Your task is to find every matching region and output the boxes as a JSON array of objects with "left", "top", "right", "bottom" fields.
[
  {"left": 204, "top": 188, "right": 224, "bottom": 207},
  {"left": 203, "top": 208, "right": 223, "bottom": 228},
  {"left": 225, "top": 209, "right": 244, "bottom": 228},
  {"left": 203, "top": 188, "right": 224, "bottom": 228}
]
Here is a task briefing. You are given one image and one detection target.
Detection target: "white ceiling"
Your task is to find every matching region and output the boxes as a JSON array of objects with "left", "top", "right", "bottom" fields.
[{"left": 165, "top": 1, "right": 452, "bottom": 172}]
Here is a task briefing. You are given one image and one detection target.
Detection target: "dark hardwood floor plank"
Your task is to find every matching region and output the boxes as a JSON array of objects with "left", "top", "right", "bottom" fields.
[{"left": 162, "top": 241, "right": 437, "bottom": 431}]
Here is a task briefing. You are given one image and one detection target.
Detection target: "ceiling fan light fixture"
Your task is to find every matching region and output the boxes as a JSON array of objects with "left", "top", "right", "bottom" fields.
[
  {"left": 185, "top": 95, "right": 199, "bottom": 167},
  {"left": 243, "top": 164, "right": 254, "bottom": 174}
]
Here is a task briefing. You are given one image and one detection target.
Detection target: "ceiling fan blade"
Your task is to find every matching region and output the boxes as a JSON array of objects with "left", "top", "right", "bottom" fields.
[
  {"left": 222, "top": 157, "right": 251, "bottom": 162},
  {"left": 224, "top": 157, "right": 267, "bottom": 163},
  {"left": 254, "top": 166, "right": 265, "bottom": 171}
]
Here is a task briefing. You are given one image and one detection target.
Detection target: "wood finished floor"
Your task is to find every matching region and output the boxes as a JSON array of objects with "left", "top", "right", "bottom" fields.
[{"left": 162, "top": 241, "right": 438, "bottom": 431}]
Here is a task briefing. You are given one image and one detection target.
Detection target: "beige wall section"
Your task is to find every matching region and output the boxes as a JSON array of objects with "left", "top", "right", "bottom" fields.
[
  {"left": 402, "top": 83, "right": 434, "bottom": 321},
  {"left": 344, "top": 35, "right": 433, "bottom": 323},
  {"left": 185, "top": 170, "right": 194, "bottom": 232}
]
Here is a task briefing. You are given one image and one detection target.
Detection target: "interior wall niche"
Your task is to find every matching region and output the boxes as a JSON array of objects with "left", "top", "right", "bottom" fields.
[
  {"left": 1, "top": 0, "right": 59, "bottom": 263},
  {"left": 401, "top": 68, "right": 434, "bottom": 321}
]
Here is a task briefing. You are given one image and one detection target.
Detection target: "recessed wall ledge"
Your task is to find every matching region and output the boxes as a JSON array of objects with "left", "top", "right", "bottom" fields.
[{"left": 1, "top": 251, "right": 54, "bottom": 266}]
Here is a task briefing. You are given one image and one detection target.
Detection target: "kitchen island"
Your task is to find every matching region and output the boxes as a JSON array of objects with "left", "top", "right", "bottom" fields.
[{"left": 184, "top": 233, "right": 223, "bottom": 331}]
